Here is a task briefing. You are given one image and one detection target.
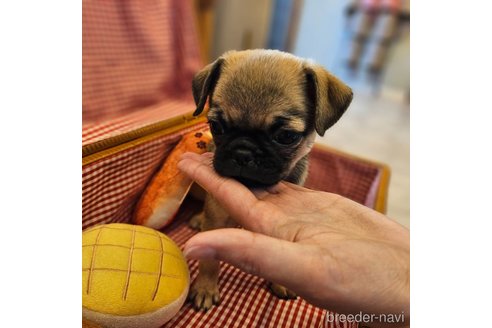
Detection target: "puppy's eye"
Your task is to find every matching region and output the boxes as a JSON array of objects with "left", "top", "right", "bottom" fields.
[
  {"left": 273, "top": 130, "right": 301, "bottom": 145},
  {"left": 208, "top": 120, "right": 224, "bottom": 135}
]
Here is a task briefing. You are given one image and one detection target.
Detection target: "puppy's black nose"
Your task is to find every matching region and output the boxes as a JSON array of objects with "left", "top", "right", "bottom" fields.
[{"left": 233, "top": 148, "right": 255, "bottom": 166}]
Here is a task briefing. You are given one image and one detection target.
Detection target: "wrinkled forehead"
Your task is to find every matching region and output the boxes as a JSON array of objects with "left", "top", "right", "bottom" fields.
[
  {"left": 208, "top": 105, "right": 308, "bottom": 132},
  {"left": 209, "top": 59, "right": 308, "bottom": 131}
]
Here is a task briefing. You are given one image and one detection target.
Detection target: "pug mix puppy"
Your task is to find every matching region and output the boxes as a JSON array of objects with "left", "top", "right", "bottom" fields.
[{"left": 188, "top": 49, "right": 353, "bottom": 310}]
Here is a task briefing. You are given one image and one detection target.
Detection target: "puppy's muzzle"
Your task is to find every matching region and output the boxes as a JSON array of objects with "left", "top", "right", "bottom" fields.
[
  {"left": 213, "top": 138, "right": 283, "bottom": 187},
  {"left": 232, "top": 148, "right": 255, "bottom": 167}
]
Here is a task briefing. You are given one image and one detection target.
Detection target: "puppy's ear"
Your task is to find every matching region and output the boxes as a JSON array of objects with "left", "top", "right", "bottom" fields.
[
  {"left": 192, "top": 58, "right": 224, "bottom": 116},
  {"left": 304, "top": 64, "right": 353, "bottom": 136}
]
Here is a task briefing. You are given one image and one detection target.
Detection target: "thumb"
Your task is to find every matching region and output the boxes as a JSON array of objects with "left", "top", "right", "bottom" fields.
[{"left": 183, "top": 228, "right": 307, "bottom": 292}]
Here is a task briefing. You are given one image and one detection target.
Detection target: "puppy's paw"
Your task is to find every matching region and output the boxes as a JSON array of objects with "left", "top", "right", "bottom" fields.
[
  {"left": 269, "top": 283, "right": 297, "bottom": 300},
  {"left": 188, "top": 278, "right": 220, "bottom": 311},
  {"left": 189, "top": 212, "right": 204, "bottom": 230}
]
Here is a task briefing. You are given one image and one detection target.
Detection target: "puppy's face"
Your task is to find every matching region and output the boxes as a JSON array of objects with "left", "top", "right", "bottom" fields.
[{"left": 192, "top": 50, "right": 353, "bottom": 187}]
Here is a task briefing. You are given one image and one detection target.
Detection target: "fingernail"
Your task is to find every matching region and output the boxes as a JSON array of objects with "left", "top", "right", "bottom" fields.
[{"left": 183, "top": 246, "right": 216, "bottom": 260}]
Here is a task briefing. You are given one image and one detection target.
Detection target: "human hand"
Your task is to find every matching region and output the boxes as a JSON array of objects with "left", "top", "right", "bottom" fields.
[{"left": 178, "top": 152, "right": 409, "bottom": 326}]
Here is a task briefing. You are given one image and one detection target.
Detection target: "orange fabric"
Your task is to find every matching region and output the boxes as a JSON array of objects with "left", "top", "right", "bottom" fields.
[{"left": 134, "top": 131, "right": 212, "bottom": 228}]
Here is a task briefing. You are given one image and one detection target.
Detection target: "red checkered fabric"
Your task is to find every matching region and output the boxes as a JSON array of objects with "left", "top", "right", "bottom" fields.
[
  {"left": 82, "top": 98, "right": 196, "bottom": 147},
  {"left": 83, "top": 127, "right": 383, "bottom": 232},
  {"left": 305, "top": 148, "right": 382, "bottom": 209},
  {"left": 83, "top": 123, "right": 208, "bottom": 230},
  {"left": 83, "top": 0, "right": 201, "bottom": 145}
]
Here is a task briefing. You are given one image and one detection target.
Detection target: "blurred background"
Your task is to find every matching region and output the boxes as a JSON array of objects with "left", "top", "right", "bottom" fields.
[{"left": 194, "top": 0, "right": 410, "bottom": 226}]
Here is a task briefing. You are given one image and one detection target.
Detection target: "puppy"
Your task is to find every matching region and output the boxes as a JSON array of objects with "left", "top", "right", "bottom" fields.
[{"left": 188, "top": 49, "right": 353, "bottom": 310}]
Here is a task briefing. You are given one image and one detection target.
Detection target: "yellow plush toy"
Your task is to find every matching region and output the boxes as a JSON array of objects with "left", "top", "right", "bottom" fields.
[{"left": 82, "top": 223, "right": 189, "bottom": 328}]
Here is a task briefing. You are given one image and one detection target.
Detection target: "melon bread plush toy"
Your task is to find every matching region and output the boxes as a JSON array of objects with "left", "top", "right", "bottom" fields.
[
  {"left": 83, "top": 130, "right": 213, "bottom": 327},
  {"left": 82, "top": 223, "right": 190, "bottom": 328}
]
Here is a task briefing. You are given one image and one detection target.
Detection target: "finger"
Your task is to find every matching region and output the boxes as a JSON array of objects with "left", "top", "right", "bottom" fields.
[
  {"left": 183, "top": 229, "right": 310, "bottom": 293},
  {"left": 178, "top": 154, "right": 282, "bottom": 233},
  {"left": 278, "top": 181, "right": 312, "bottom": 193},
  {"left": 250, "top": 178, "right": 287, "bottom": 198},
  {"left": 251, "top": 188, "right": 270, "bottom": 200},
  {"left": 180, "top": 151, "right": 214, "bottom": 161},
  {"left": 264, "top": 182, "right": 324, "bottom": 210},
  {"left": 251, "top": 182, "right": 308, "bottom": 208}
]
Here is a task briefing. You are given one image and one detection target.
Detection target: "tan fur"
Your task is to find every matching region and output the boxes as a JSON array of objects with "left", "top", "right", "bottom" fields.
[
  {"left": 188, "top": 197, "right": 236, "bottom": 310},
  {"left": 189, "top": 49, "right": 353, "bottom": 310}
]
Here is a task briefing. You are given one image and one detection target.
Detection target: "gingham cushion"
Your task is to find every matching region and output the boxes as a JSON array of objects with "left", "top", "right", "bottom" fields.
[
  {"left": 82, "top": 123, "right": 209, "bottom": 230},
  {"left": 305, "top": 149, "right": 381, "bottom": 209},
  {"left": 82, "top": 98, "right": 196, "bottom": 147},
  {"left": 82, "top": 129, "right": 382, "bottom": 232},
  {"left": 83, "top": 0, "right": 201, "bottom": 145}
]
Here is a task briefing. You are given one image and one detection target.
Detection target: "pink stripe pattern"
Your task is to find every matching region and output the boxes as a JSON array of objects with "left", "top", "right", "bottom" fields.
[{"left": 83, "top": 0, "right": 202, "bottom": 146}]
